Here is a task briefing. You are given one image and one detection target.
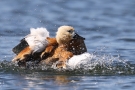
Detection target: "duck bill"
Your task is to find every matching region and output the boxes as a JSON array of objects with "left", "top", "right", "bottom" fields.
[{"left": 73, "top": 33, "right": 85, "bottom": 40}]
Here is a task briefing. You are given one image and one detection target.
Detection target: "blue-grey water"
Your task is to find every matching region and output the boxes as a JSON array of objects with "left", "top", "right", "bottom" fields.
[{"left": 0, "top": 0, "right": 135, "bottom": 90}]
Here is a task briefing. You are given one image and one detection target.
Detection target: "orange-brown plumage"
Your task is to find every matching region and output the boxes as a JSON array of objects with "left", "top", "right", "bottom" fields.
[
  {"left": 40, "top": 34, "right": 87, "bottom": 68},
  {"left": 12, "top": 46, "right": 31, "bottom": 62},
  {"left": 12, "top": 26, "right": 87, "bottom": 68}
]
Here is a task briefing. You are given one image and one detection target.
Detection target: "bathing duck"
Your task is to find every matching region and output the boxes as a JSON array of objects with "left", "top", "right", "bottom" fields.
[{"left": 12, "top": 26, "right": 87, "bottom": 68}]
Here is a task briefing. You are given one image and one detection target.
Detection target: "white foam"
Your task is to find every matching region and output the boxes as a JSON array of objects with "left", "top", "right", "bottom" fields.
[
  {"left": 66, "top": 52, "right": 95, "bottom": 69},
  {"left": 25, "top": 28, "right": 49, "bottom": 53}
]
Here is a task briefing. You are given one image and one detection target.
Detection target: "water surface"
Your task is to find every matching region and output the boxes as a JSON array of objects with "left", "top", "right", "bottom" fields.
[{"left": 0, "top": 0, "right": 135, "bottom": 90}]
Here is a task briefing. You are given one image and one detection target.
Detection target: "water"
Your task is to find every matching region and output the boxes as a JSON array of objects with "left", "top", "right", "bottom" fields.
[{"left": 0, "top": 0, "right": 135, "bottom": 90}]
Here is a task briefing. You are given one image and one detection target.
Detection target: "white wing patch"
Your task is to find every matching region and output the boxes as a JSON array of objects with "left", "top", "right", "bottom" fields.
[{"left": 25, "top": 27, "right": 49, "bottom": 53}]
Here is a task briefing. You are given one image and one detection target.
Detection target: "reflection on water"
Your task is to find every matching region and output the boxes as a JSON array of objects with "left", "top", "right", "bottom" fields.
[
  {"left": 41, "top": 75, "right": 70, "bottom": 85},
  {"left": 1, "top": 73, "right": 135, "bottom": 90},
  {"left": 55, "top": 75, "right": 72, "bottom": 85}
]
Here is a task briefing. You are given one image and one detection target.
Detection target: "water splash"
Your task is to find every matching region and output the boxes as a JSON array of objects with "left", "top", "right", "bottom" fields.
[{"left": 0, "top": 52, "right": 135, "bottom": 75}]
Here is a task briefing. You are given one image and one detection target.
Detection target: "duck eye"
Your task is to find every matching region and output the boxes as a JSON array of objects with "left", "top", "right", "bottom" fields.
[{"left": 67, "top": 30, "right": 72, "bottom": 33}]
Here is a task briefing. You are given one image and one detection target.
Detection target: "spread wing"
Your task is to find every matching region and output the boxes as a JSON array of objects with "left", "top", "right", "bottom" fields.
[
  {"left": 12, "top": 37, "right": 58, "bottom": 65},
  {"left": 12, "top": 28, "right": 51, "bottom": 64},
  {"left": 67, "top": 33, "right": 87, "bottom": 55},
  {"left": 12, "top": 28, "right": 49, "bottom": 55}
]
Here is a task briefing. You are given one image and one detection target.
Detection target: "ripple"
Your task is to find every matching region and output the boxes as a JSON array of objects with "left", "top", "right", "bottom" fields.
[{"left": 117, "top": 38, "right": 135, "bottom": 42}]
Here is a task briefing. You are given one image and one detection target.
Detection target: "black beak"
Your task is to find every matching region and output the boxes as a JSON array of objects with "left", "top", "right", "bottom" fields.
[{"left": 73, "top": 33, "right": 85, "bottom": 40}]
